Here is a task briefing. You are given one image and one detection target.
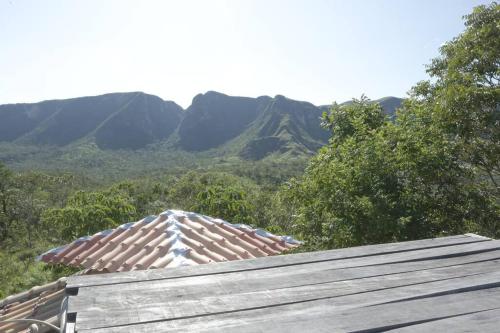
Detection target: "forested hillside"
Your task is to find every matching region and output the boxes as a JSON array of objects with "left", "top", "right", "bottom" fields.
[
  {"left": 0, "top": 3, "right": 498, "bottom": 299},
  {"left": 0, "top": 89, "right": 403, "bottom": 174},
  {"left": 0, "top": 92, "right": 183, "bottom": 149}
]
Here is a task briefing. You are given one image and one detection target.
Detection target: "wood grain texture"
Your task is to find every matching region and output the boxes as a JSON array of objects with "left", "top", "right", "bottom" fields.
[
  {"left": 64, "top": 234, "right": 500, "bottom": 333},
  {"left": 67, "top": 234, "right": 488, "bottom": 288}
]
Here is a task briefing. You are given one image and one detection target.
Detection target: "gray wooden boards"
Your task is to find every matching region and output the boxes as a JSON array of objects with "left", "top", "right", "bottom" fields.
[
  {"left": 64, "top": 234, "right": 500, "bottom": 332},
  {"left": 67, "top": 234, "right": 487, "bottom": 288}
]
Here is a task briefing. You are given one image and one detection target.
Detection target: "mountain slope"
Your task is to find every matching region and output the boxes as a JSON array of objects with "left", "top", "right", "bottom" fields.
[
  {"left": 176, "top": 92, "right": 330, "bottom": 159},
  {"left": 0, "top": 92, "right": 403, "bottom": 164},
  {"left": 238, "top": 95, "right": 330, "bottom": 159},
  {"left": 373, "top": 96, "right": 404, "bottom": 118},
  {"left": 177, "top": 91, "right": 271, "bottom": 151},
  {"left": 0, "top": 100, "right": 62, "bottom": 141},
  {"left": 0, "top": 92, "right": 183, "bottom": 149},
  {"left": 94, "top": 93, "right": 182, "bottom": 149}
]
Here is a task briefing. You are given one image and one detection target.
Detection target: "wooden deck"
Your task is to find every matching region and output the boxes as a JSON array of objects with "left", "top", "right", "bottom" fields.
[{"left": 64, "top": 234, "right": 500, "bottom": 332}]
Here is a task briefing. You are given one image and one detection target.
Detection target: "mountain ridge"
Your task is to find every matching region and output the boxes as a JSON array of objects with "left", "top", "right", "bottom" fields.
[{"left": 0, "top": 91, "right": 403, "bottom": 161}]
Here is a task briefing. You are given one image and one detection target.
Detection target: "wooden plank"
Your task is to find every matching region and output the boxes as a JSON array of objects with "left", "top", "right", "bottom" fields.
[
  {"left": 70, "top": 246, "right": 500, "bottom": 306},
  {"left": 79, "top": 283, "right": 500, "bottom": 332},
  {"left": 70, "top": 238, "right": 500, "bottom": 301},
  {"left": 70, "top": 258, "right": 500, "bottom": 330},
  {"left": 464, "top": 233, "right": 491, "bottom": 240},
  {"left": 67, "top": 235, "right": 499, "bottom": 332},
  {"left": 66, "top": 234, "right": 487, "bottom": 288},
  {"left": 390, "top": 308, "right": 500, "bottom": 332}
]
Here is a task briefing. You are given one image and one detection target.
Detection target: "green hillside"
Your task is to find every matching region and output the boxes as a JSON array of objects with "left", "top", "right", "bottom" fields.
[
  {"left": 0, "top": 92, "right": 182, "bottom": 149},
  {"left": 0, "top": 92, "right": 403, "bottom": 173}
]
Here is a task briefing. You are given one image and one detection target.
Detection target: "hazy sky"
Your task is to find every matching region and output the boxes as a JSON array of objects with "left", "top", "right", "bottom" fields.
[{"left": 0, "top": 0, "right": 490, "bottom": 108}]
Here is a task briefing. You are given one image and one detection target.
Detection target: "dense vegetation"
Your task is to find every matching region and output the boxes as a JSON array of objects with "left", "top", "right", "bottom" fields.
[
  {"left": 281, "top": 3, "right": 499, "bottom": 248},
  {"left": 0, "top": 160, "right": 305, "bottom": 298},
  {"left": 0, "top": 3, "right": 498, "bottom": 299}
]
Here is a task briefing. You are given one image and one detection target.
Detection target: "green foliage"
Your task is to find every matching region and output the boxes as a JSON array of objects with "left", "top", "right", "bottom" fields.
[
  {"left": 321, "top": 96, "right": 386, "bottom": 143},
  {"left": 194, "top": 185, "right": 255, "bottom": 225},
  {"left": 0, "top": 251, "right": 54, "bottom": 299},
  {"left": 42, "top": 188, "right": 136, "bottom": 241},
  {"left": 0, "top": 250, "right": 79, "bottom": 299},
  {"left": 284, "top": 93, "right": 498, "bottom": 249},
  {"left": 284, "top": 99, "right": 406, "bottom": 248},
  {"left": 39, "top": 170, "right": 266, "bottom": 242},
  {"left": 0, "top": 162, "right": 13, "bottom": 239},
  {"left": 414, "top": 2, "right": 499, "bottom": 194},
  {"left": 0, "top": 162, "right": 87, "bottom": 298},
  {"left": 281, "top": 3, "right": 500, "bottom": 249}
]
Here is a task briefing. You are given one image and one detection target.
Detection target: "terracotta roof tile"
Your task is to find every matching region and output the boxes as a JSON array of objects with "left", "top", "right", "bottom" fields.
[
  {"left": 0, "top": 277, "right": 66, "bottom": 333},
  {"left": 39, "top": 210, "right": 300, "bottom": 273}
]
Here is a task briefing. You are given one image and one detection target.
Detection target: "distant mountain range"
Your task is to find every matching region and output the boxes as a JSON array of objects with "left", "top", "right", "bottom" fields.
[{"left": 0, "top": 92, "right": 403, "bottom": 160}]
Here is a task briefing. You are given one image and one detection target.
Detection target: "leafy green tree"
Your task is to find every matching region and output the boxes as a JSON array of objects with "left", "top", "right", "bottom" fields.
[
  {"left": 284, "top": 99, "right": 406, "bottom": 248},
  {"left": 413, "top": 2, "right": 499, "bottom": 194},
  {"left": 407, "top": 2, "right": 500, "bottom": 236},
  {"left": 42, "top": 188, "right": 136, "bottom": 241},
  {"left": 0, "top": 165, "right": 86, "bottom": 297},
  {"left": 0, "top": 162, "right": 13, "bottom": 239},
  {"left": 281, "top": 3, "right": 500, "bottom": 249},
  {"left": 285, "top": 96, "right": 498, "bottom": 249},
  {"left": 194, "top": 185, "right": 256, "bottom": 225},
  {"left": 0, "top": 167, "right": 60, "bottom": 245}
]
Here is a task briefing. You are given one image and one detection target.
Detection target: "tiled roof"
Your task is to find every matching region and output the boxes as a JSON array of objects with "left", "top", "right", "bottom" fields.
[
  {"left": 39, "top": 210, "right": 300, "bottom": 273},
  {"left": 0, "top": 277, "right": 66, "bottom": 333}
]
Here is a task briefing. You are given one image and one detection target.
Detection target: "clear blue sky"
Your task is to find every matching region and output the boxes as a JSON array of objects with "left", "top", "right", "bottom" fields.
[{"left": 0, "top": 0, "right": 491, "bottom": 108}]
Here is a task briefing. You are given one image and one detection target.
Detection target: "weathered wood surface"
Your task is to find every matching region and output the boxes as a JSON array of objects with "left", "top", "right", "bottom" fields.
[
  {"left": 65, "top": 234, "right": 500, "bottom": 332},
  {"left": 67, "top": 234, "right": 486, "bottom": 288}
]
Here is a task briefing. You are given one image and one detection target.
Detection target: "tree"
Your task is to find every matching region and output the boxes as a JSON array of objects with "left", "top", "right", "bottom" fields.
[
  {"left": 414, "top": 2, "right": 500, "bottom": 194},
  {"left": 281, "top": 3, "right": 500, "bottom": 248},
  {"left": 42, "top": 188, "right": 136, "bottom": 241},
  {"left": 408, "top": 2, "right": 500, "bottom": 236},
  {"left": 284, "top": 98, "right": 410, "bottom": 248},
  {"left": 194, "top": 185, "right": 256, "bottom": 225},
  {"left": 0, "top": 162, "right": 13, "bottom": 239}
]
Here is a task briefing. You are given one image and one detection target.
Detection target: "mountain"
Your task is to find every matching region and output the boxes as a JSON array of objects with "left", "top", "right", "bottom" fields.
[
  {"left": 0, "top": 92, "right": 183, "bottom": 150},
  {"left": 238, "top": 94, "right": 330, "bottom": 160},
  {"left": 178, "top": 91, "right": 271, "bottom": 151},
  {"left": 0, "top": 92, "right": 403, "bottom": 163},
  {"left": 375, "top": 96, "right": 405, "bottom": 117},
  {"left": 177, "top": 92, "right": 330, "bottom": 159}
]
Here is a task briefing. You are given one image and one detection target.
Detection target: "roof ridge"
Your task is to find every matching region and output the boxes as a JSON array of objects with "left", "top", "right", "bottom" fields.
[{"left": 38, "top": 210, "right": 300, "bottom": 273}]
